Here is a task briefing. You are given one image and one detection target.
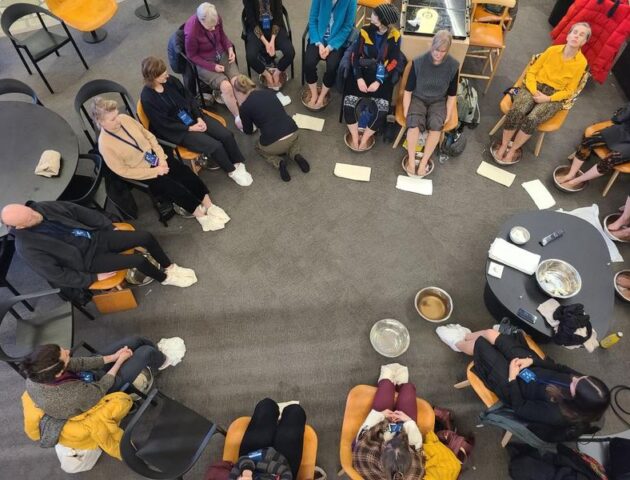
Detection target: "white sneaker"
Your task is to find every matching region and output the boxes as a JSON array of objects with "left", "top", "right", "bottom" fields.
[
  {"left": 436, "top": 324, "right": 472, "bottom": 352},
  {"left": 207, "top": 204, "right": 230, "bottom": 223},
  {"left": 196, "top": 214, "right": 225, "bottom": 232},
  {"left": 169, "top": 264, "right": 197, "bottom": 280},
  {"left": 162, "top": 269, "right": 197, "bottom": 288},
  {"left": 228, "top": 166, "right": 253, "bottom": 186}
]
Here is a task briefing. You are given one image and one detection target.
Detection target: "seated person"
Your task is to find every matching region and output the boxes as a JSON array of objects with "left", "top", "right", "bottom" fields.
[
  {"left": 230, "top": 398, "right": 306, "bottom": 480},
  {"left": 20, "top": 335, "right": 172, "bottom": 419},
  {"left": 403, "top": 30, "right": 459, "bottom": 176},
  {"left": 233, "top": 75, "right": 310, "bottom": 182},
  {"left": 559, "top": 103, "right": 630, "bottom": 190},
  {"left": 243, "top": 0, "right": 295, "bottom": 90},
  {"left": 344, "top": 4, "right": 401, "bottom": 151},
  {"left": 353, "top": 363, "right": 425, "bottom": 480},
  {"left": 140, "top": 56, "right": 253, "bottom": 187},
  {"left": 185, "top": 2, "right": 242, "bottom": 128},
  {"left": 436, "top": 324, "right": 610, "bottom": 442},
  {"left": 494, "top": 22, "right": 590, "bottom": 164},
  {"left": 304, "top": 0, "right": 357, "bottom": 109},
  {"left": 92, "top": 97, "right": 230, "bottom": 232},
  {"left": 608, "top": 195, "right": 630, "bottom": 241},
  {"left": 1, "top": 201, "right": 196, "bottom": 289}
]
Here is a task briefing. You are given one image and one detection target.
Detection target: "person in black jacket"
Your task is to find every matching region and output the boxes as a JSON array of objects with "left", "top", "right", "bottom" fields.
[
  {"left": 1, "top": 201, "right": 197, "bottom": 289},
  {"left": 140, "top": 57, "right": 253, "bottom": 187},
  {"left": 436, "top": 324, "right": 610, "bottom": 442},
  {"left": 229, "top": 398, "right": 306, "bottom": 480},
  {"left": 243, "top": 0, "right": 295, "bottom": 90}
]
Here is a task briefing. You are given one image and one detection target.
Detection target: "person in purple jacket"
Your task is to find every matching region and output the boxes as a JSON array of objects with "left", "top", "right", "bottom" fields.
[{"left": 184, "top": 3, "right": 243, "bottom": 129}]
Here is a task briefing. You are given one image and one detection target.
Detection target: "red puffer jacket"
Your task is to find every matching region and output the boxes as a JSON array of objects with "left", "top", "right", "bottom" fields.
[{"left": 551, "top": 0, "right": 630, "bottom": 83}]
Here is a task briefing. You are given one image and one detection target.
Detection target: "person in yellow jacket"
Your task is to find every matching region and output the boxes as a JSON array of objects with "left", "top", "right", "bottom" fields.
[{"left": 494, "top": 22, "right": 590, "bottom": 164}]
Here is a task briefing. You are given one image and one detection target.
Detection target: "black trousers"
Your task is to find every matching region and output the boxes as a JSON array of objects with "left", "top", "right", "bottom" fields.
[
  {"left": 239, "top": 398, "right": 306, "bottom": 478},
  {"left": 144, "top": 156, "right": 209, "bottom": 213},
  {"left": 96, "top": 336, "right": 166, "bottom": 392},
  {"left": 89, "top": 230, "right": 171, "bottom": 282},
  {"left": 304, "top": 43, "right": 343, "bottom": 88},
  {"left": 179, "top": 113, "right": 245, "bottom": 173},
  {"left": 246, "top": 28, "right": 295, "bottom": 74}
]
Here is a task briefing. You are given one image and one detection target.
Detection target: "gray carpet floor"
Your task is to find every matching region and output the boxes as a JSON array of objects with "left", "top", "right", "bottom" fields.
[{"left": 0, "top": 0, "right": 629, "bottom": 478}]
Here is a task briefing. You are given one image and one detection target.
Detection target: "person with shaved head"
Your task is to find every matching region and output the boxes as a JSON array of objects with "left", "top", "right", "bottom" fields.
[{"left": 1, "top": 201, "right": 196, "bottom": 289}]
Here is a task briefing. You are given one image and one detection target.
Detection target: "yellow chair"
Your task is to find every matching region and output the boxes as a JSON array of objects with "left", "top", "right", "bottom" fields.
[
  {"left": 46, "top": 0, "right": 117, "bottom": 44},
  {"left": 338, "top": 385, "right": 435, "bottom": 480},
  {"left": 461, "top": 0, "right": 516, "bottom": 94},
  {"left": 222, "top": 416, "right": 318, "bottom": 480},
  {"left": 392, "top": 61, "right": 459, "bottom": 149},
  {"left": 488, "top": 56, "right": 589, "bottom": 157},
  {"left": 453, "top": 334, "right": 545, "bottom": 447}
]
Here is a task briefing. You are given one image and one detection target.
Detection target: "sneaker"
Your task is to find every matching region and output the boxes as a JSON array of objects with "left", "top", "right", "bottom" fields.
[
  {"left": 294, "top": 154, "right": 310, "bottom": 173},
  {"left": 162, "top": 269, "right": 197, "bottom": 288},
  {"left": 168, "top": 264, "right": 197, "bottom": 280},
  {"left": 196, "top": 214, "right": 225, "bottom": 232},
  {"left": 436, "top": 324, "right": 472, "bottom": 352},
  {"left": 207, "top": 204, "right": 230, "bottom": 223},
  {"left": 228, "top": 166, "right": 253, "bottom": 186},
  {"left": 279, "top": 159, "right": 291, "bottom": 182}
]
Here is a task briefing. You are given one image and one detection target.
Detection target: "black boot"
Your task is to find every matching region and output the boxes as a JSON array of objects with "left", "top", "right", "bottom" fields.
[
  {"left": 279, "top": 160, "right": 291, "bottom": 182},
  {"left": 294, "top": 154, "right": 310, "bottom": 173}
]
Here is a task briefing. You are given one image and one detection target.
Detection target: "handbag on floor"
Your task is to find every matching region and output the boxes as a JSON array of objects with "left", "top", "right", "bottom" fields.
[
  {"left": 55, "top": 445, "right": 102, "bottom": 473},
  {"left": 436, "top": 430, "right": 474, "bottom": 464},
  {"left": 204, "top": 460, "right": 233, "bottom": 480}
]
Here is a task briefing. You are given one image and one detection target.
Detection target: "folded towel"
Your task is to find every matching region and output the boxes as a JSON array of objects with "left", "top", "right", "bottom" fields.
[
  {"left": 292, "top": 113, "right": 325, "bottom": 131},
  {"left": 522, "top": 179, "right": 556, "bottom": 209},
  {"left": 488, "top": 238, "right": 541, "bottom": 275},
  {"left": 334, "top": 163, "right": 371, "bottom": 182},
  {"left": 34, "top": 150, "right": 61, "bottom": 177},
  {"left": 477, "top": 161, "right": 515, "bottom": 187},
  {"left": 537, "top": 298, "right": 561, "bottom": 328},
  {"left": 396, "top": 175, "right": 432, "bottom": 195},
  {"left": 276, "top": 92, "right": 291, "bottom": 106}
]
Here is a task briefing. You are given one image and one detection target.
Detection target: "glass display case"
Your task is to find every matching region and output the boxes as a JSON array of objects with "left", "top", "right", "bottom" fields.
[{"left": 400, "top": 0, "right": 471, "bottom": 40}]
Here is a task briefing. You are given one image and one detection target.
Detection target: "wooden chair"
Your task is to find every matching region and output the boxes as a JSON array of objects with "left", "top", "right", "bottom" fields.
[
  {"left": 46, "top": 0, "right": 118, "bottom": 43},
  {"left": 461, "top": 0, "right": 515, "bottom": 94},
  {"left": 356, "top": 0, "right": 390, "bottom": 27},
  {"left": 338, "top": 385, "right": 435, "bottom": 480},
  {"left": 392, "top": 61, "right": 459, "bottom": 149},
  {"left": 488, "top": 56, "right": 589, "bottom": 157},
  {"left": 453, "top": 334, "right": 545, "bottom": 447},
  {"left": 223, "top": 416, "right": 318, "bottom": 480}
]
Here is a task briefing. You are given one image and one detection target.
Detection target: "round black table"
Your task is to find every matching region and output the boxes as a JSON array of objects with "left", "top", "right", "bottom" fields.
[
  {"left": 0, "top": 101, "right": 78, "bottom": 234},
  {"left": 485, "top": 211, "right": 614, "bottom": 338}
]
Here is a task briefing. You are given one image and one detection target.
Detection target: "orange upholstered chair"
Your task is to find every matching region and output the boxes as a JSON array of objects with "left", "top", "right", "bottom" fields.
[
  {"left": 46, "top": 0, "right": 117, "bottom": 43},
  {"left": 222, "top": 417, "right": 318, "bottom": 480},
  {"left": 338, "top": 385, "right": 435, "bottom": 480},
  {"left": 392, "top": 61, "right": 459, "bottom": 149},
  {"left": 453, "top": 334, "right": 545, "bottom": 447}
]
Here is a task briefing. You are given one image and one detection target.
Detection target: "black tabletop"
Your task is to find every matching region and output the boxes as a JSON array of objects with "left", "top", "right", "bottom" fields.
[
  {"left": 0, "top": 101, "right": 79, "bottom": 235},
  {"left": 486, "top": 211, "right": 614, "bottom": 337}
]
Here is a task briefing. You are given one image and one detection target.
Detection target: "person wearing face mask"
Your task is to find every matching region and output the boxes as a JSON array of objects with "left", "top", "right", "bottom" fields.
[
  {"left": 436, "top": 324, "right": 610, "bottom": 442},
  {"left": 139, "top": 56, "right": 253, "bottom": 187},
  {"left": 403, "top": 30, "right": 459, "bottom": 177},
  {"left": 344, "top": 3, "right": 401, "bottom": 151},
  {"left": 493, "top": 22, "right": 591, "bottom": 164}
]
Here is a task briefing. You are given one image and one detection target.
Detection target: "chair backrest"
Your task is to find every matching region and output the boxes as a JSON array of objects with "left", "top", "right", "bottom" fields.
[
  {"left": 0, "top": 236, "right": 16, "bottom": 284},
  {"left": 74, "top": 79, "right": 136, "bottom": 147},
  {"left": 136, "top": 100, "right": 150, "bottom": 129},
  {"left": 0, "top": 78, "right": 43, "bottom": 105},
  {"left": 70, "top": 153, "right": 105, "bottom": 204},
  {"left": 1, "top": 3, "right": 58, "bottom": 39},
  {"left": 121, "top": 388, "right": 217, "bottom": 479}
]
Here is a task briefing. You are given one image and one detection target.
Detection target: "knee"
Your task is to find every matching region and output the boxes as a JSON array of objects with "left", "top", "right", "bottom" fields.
[
  {"left": 255, "top": 397, "right": 280, "bottom": 415},
  {"left": 428, "top": 117, "right": 445, "bottom": 132},
  {"left": 220, "top": 80, "right": 233, "bottom": 95},
  {"left": 282, "top": 404, "right": 306, "bottom": 424},
  {"left": 398, "top": 382, "right": 417, "bottom": 395},
  {"left": 283, "top": 43, "right": 296, "bottom": 59},
  {"left": 520, "top": 118, "right": 538, "bottom": 135},
  {"left": 133, "top": 230, "right": 155, "bottom": 246}
]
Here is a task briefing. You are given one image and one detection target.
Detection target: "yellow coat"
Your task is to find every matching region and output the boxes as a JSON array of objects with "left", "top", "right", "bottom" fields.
[
  {"left": 22, "top": 391, "right": 133, "bottom": 460},
  {"left": 422, "top": 431, "right": 462, "bottom": 480}
]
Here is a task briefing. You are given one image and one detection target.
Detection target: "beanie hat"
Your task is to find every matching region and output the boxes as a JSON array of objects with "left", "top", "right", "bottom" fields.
[{"left": 374, "top": 3, "right": 400, "bottom": 27}]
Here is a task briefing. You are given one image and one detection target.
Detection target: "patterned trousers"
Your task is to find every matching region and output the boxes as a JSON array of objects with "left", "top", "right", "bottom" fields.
[{"left": 504, "top": 83, "right": 562, "bottom": 135}]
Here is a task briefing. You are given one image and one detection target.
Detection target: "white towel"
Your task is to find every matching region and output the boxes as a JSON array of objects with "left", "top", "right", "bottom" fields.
[
  {"left": 292, "top": 113, "right": 325, "bottom": 131},
  {"left": 522, "top": 179, "right": 556, "bottom": 209},
  {"left": 488, "top": 238, "right": 541, "bottom": 275},
  {"left": 276, "top": 91, "right": 291, "bottom": 106},
  {"left": 476, "top": 161, "right": 515, "bottom": 187},
  {"left": 395, "top": 175, "right": 433, "bottom": 195},
  {"left": 334, "top": 163, "right": 371, "bottom": 182},
  {"left": 157, "top": 337, "right": 186, "bottom": 367}
]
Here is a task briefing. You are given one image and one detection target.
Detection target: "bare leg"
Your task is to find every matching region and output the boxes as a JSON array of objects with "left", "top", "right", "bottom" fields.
[
  {"left": 406, "top": 127, "right": 420, "bottom": 174},
  {"left": 358, "top": 127, "right": 375, "bottom": 150},
  {"left": 455, "top": 339, "right": 476, "bottom": 356},
  {"left": 272, "top": 68, "right": 282, "bottom": 86},
  {"left": 557, "top": 157, "right": 585, "bottom": 184},
  {"left": 497, "top": 129, "right": 516, "bottom": 158},
  {"left": 314, "top": 85, "right": 330, "bottom": 108},
  {"left": 192, "top": 205, "right": 205, "bottom": 218},
  {"left": 610, "top": 196, "right": 630, "bottom": 230},
  {"left": 221, "top": 80, "right": 240, "bottom": 119},
  {"left": 455, "top": 329, "right": 500, "bottom": 356},
  {"left": 307, "top": 82, "right": 319, "bottom": 108},
  {"left": 419, "top": 130, "right": 441, "bottom": 174},
  {"left": 564, "top": 164, "right": 602, "bottom": 188},
  {"left": 347, "top": 123, "right": 360, "bottom": 149},
  {"left": 503, "top": 130, "right": 531, "bottom": 163},
  {"left": 262, "top": 69, "right": 274, "bottom": 88}
]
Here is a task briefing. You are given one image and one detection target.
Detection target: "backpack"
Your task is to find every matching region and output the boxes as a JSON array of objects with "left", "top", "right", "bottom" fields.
[{"left": 457, "top": 78, "right": 480, "bottom": 128}]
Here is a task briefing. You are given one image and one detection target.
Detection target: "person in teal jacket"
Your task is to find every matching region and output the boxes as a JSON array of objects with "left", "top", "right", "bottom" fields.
[{"left": 304, "top": 0, "right": 357, "bottom": 109}]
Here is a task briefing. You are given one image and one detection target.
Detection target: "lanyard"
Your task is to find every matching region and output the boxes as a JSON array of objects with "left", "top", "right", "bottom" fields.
[{"left": 105, "top": 125, "right": 143, "bottom": 153}]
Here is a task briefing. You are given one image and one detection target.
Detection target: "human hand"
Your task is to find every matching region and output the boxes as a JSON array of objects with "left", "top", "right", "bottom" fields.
[
  {"left": 367, "top": 81, "right": 380, "bottom": 93},
  {"left": 516, "top": 357, "right": 534, "bottom": 369},
  {"left": 113, "top": 346, "right": 133, "bottom": 360},
  {"left": 393, "top": 411, "right": 412, "bottom": 423},
  {"left": 238, "top": 469, "right": 253, "bottom": 480},
  {"left": 265, "top": 41, "right": 275, "bottom": 58},
  {"left": 508, "top": 358, "right": 525, "bottom": 381},
  {"left": 156, "top": 164, "right": 169, "bottom": 176},
  {"left": 214, "top": 64, "right": 225, "bottom": 73},
  {"left": 117, "top": 347, "right": 133, "bottom": 363},
  {"left": 357, "top": 78, "right": 368, "bottom": 93},
  {"left": 322, "top": 45, "right": 331, "bottom": 59},
  {"left": 533, "top": 92, "right": 550, "bottom": 104},
  {"left": 382, "top": 409, "right": 396, "bottom": 421},
  {"left": 197, "top": 118, "right": 207, "bottom": 132},
  {"left": 318, "top": 43, "right": 326, "bottom": 58},
  {"left": 228, "top": 47, "right": 236, "bottom": 63},
  {"left": 97, "top": 272, "right": 116, "bottom": 281}
]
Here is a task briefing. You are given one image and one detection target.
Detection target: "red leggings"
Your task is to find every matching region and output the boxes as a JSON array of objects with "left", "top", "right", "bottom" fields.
[{"left": 372, "top": 380, "right": 417, "bottom": 421}]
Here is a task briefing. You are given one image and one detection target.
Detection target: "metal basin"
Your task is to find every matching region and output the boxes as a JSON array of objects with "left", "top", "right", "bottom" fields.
[
  {"left": 614, "top": 270, "right": 630, "bottom": 302},
  {"left": 414, "top": 287, "right": 453, "bottom": 322},
  {"left": 536, "top": 259, "right": 582, "bottom": 299},
  {"left": 370, "top": 319, "right": 410, "bottom": 358}
]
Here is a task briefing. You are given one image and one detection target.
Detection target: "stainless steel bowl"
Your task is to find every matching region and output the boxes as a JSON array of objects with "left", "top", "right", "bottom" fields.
[
  {"left": 125, "top": 252, "right": 159, "bottom": 286},
  {"left": 414, "top": 287, "right": 453, "bottom": 322},
  {"left": 603, "top": 213, "right": 630, "bottom": 243},
  {"left": 369, "top": 319, "right": 410, "bottom": 358},
  {"left": 536, "top": 259, "right": 582, "bottom": 299},
  {"left": 614, "top": 270, "right": 630, "bottom": 302},
  {"left": 553, "top": 165, "right": 587, "bottom": 192},
  {"left": 344, "top": 130, "right": 375, "bottom": 152},
  {"left": 401, "top": 155, "right": 434, "bottom": 178},
  {"left": 509, "top": 226, "right": 530, "bottom": 245}
]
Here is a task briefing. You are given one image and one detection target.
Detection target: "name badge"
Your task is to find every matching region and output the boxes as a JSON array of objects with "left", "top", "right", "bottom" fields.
[
  {"left": 376, "top": 63, "right": 386, "bottom": 83},
  {"left": 518, "top": 368, "right": 537, "bottom": 383},
  {"left": 388, "top": 423, "right": 403, "bottom": 433},
  {"left": 144, "top": 151, "right": 159, "bottom": 167},
  {"left": 261, "top": 13, "right": 271, "bottom": 30},
  {"left": 72, "top": 229, "right": 92, "bottom": 239},
  {"left": 247, "top": 449, "right": 264, "bottom": 462},
  {"left": 177, "top": 109, "right": 194, "bottom": 126}
]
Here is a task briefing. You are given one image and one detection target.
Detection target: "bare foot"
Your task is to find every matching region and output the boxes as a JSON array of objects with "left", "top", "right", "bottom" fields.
[
  {"left": 350, "top": 134, "right": 360, "bottom": 150},
  {"left": 617, "top": 273, "right": 630, "bottom": 289},
  {"left": 503, "top": 148, "right": 517, "bottom": 164},
  {"left": 272, "top": 69, "right": 281, "bottom": 86},
  {"left": 313, "top": 95, "right": 325, "bottom": 109},
  {"left": 609, "top": 216, "right": 629, "bottom": 231},
  {"left": 358, "top": 134, "right": 372, "bottom": 150},
  {"left": 417, "top": 161, "right": 429, "bottom": 176},
  {"left": 496, "top": 143, "right": 509, "bottom": 159},
  {"left": 405, "top": 161, "right": 416, "bottom": 175},
  {"left": 612, "top": 227, "right": 630, "bottom": 241},
  {"left": 556, "top": 173, "right": 575, "bottom": 184}
]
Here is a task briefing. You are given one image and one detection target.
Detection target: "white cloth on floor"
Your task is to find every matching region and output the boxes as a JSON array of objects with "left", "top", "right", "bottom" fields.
[
  {"left": 55, "top": 445, "right": 102, "bottom": 473},
  {"left": 292, "top": 113, "right": 325, "bottom": 131},
  {"left": 488, "top": 238, "right": 541, "bottom": 275},
  {"left": 477, "top": 161, "right": 515, "bottom": 187},
  {"left": 157, "top": 337, "right": 186, "bottom": 367},
  {"left": 396, "top": 175, "right": 433, "bottom": 195},
  {"left": 277, "top": 400, "right": 300, "bottom": 417},
  {"left": 334, "top": 163, "right": 371, "bottom": 182},
  {"left": 522, "top": 179, "right": 556, "bottom": 209}
]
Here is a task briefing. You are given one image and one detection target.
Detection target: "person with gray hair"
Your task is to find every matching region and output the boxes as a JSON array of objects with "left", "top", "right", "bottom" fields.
[
  {"left": 184, "top": 3, "right": 243, "bottom": 129},
  {"left": 402, "top": 30, "right": 459, "bottom": 176}
]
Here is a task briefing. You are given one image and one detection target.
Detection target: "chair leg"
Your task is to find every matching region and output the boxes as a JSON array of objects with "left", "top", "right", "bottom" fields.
[
  {"left": 6, "top": 282, "right": 34, "bottom": 311},
  {"left": 602, "top": 170, "right": 620, "bottom": 197},
  {"left": 392, "top": 126, "right": 406, "bottom": 149},
  {"left": 73, "top": 301, "right": 95, "bottom": 320},
  {"left": 501, "top": 431, "right": 512, "bottom": 448},
  {"left": 454, "top": 380, "right": 471, "bottom": 389},
  {"left": 8, "top": 307, "right": 22, "bottom": 320},
  {"left": 67, "top": 32, "right": 89, "bottom": 70},
  {"left": 29, "top": 54, "right": 54, "bottom": 94},
  {"left": 484, "top": 47, "right": 505, "bottom": 95},
  {"left": 489, "top": 115, "right": 506, "bottom": 136},
  {"left": 82, "top": 29, "right": 107, "bottom": 44},
  {"left": 534, "top": 132, "right": 546, "bottom": 157},
  {"left": 14, "top": 46, "right": 32, "bottom": 74},
  {"left": 337, "top": 468, "right": 345, "bottom": 477}
]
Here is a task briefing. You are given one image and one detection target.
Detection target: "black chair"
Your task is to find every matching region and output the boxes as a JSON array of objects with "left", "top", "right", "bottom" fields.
[
  {"left": 301, "top": 25, "right": 310, "bottom": 86},
  {"left": 0, "top": 289, "right": 73, "bottom": 376},
  {"left": 1, "top": 3, "right": 88, "bottom": 94},
  {"left": 58, "top": 153, "right": 105, "bottom": 209},
  {"left": 0, "top": 78, "right": 43, "bottom": 105},
  {"left": 240, "top": 6, "right": 295, "bottom": 80},
  {"left": 74, "top": 79, "right": 172, "bottom": 226},
  {"left": 121, "top": 388, "right": 227, "bottom": 479},
  {"left": 0, "top": 236, "right": 35, "bottom": 318}
]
